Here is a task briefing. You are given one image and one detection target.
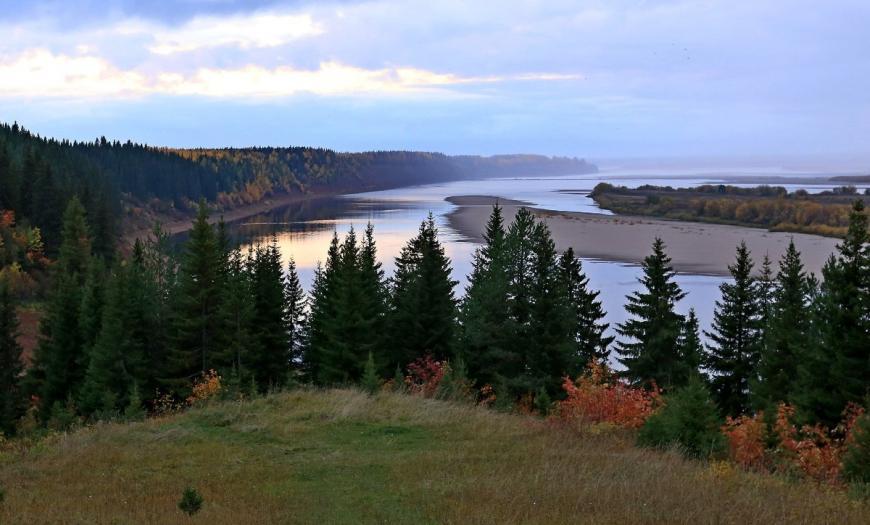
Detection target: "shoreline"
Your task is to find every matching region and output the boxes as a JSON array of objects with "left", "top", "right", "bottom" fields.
[
  {"left": 445, "top": 195, "right": 840, "bottom": 276},
  {"left": 123, "top": 190, "right": 345, "bottom": 243}
]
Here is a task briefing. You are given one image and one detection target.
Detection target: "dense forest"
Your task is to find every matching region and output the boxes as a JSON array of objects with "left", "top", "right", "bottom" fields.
[{"left": 592, "top": 182, "right": 870, "bottom": 237}]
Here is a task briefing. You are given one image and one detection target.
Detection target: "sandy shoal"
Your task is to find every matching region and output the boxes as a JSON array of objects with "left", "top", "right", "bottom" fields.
[{"left": 445, "top": 196, "right": 840, "bottom": 276}]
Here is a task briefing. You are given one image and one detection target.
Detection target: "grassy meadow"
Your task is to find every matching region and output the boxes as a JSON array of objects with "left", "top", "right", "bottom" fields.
[{"left": 1, "top": 389, "right": 868, "bottom": 524}]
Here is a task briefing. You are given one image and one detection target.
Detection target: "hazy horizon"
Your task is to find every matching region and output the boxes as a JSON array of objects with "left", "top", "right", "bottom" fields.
[{"left": 1, "top": 1, "right": 868, "bottom": 166}]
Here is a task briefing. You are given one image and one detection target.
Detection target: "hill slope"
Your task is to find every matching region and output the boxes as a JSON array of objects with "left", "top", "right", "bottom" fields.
[{"left": 1, "top": 390, "right": 867, "bottom": 524}]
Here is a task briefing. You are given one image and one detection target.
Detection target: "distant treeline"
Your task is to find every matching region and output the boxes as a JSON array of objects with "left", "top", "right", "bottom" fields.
[
  {"left": 591, "top": 182, "right": 870, "bottom": 237},
  {"left": 0, "top": 121, "right": 593, "bottom": 296}
]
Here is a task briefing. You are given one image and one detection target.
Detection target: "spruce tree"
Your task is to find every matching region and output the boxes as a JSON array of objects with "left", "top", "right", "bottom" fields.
[
  {"left": 284, "top": 257, "right": 307, "bottom": 367},
  {"left": 249, "top": 239, "right": 291, "bottom": 390},
  {"left": 678, "top": 308, "right": 704, "bottom": 382},
  {"left": 388, "top": 214, "right": 458, "bottom": 368},
  {"left": 166, "top": 201, "right": 225, "bottom": 394},
  {"left": 796, "top": 201, "right": 869, "bottom": 425},
  {"left": 219, "top": 248, "right": 259, "bottom": 376},
  {"left": 29, "top": 197, "right": 92, "bottom": 414},
  {"left": 704, "top": 241, "right": 763, "bottom": 416},
  {"left": 78, "top": 264, "right": 145, "bottom": 416},
  {"left": 558, "top": 246, "right": 612, "bottom": 365},
  {"left": 0, "top": 279, "right": 24, "bottom": 435},
  {"left": 460, "top": 205, "right": 512, "bottom": 388},
  {"left": 616, "top": 238, "right": 687, "bottom": 389},
  {"left": 357, "top": 224, "right": 389, "bottom": 367},
  {"left": 524, "top": 221, "right": 574, "bottom": 396},
  {"left": 501, "top": 207, "right": 538, "bottom": 391},
  {"left": 754, "top": 240, "right": 809, "bottom": 408},
  {"left": 305, "top": 233, "right": 341, "bottom": 383}
]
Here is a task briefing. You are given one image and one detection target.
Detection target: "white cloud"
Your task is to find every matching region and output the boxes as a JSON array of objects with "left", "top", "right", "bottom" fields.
[
  {"left": 142, "top": 11, "right": 324, "bottom": 55},
  {"left": 0, "top": 50, "right": 579, "bottom": 100},
  {"left": 0, "top": 49, "right": 147, "bottom": 98}
]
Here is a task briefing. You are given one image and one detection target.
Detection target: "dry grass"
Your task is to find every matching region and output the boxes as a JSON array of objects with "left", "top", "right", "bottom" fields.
[{"left": 1, "top": 389, "right": 868, "bottom": 524}]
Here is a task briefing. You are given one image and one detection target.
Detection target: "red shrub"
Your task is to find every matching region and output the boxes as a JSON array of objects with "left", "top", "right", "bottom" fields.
[
  {"left": 557, "top": 361, "right": 660, "bottom": 429},
  {"left": 722, "top": 402, "right": 866, "bottom": 485},
  {"left": 403, "top": 355, "right": 446, "bottom": 398}
]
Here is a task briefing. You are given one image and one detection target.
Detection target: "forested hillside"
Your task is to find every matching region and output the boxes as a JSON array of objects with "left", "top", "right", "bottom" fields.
[{"left": 0, "top": 122, "right": 593, "bottom": 297}]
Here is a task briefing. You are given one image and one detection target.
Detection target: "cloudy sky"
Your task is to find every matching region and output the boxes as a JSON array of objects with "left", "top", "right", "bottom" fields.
[{"left": 1, "top": 0, "right": 868, "bottom": 164}]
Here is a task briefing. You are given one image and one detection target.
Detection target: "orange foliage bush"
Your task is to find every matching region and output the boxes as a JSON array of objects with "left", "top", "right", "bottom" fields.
[
  {"left": 187, "top": 369, "right": 223, "bottom": 405},
  {"left": 557, "top": 361, "right": 660, "bottom": 429},
  {"left": 722, "top": 403, "right": 865, "bottom": 484}
]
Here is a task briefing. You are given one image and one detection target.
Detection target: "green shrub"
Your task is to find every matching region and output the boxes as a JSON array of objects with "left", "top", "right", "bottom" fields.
[
  {"left": 361, "top": 352, "right": 381, "bottom": 395},
  {"left": 843, "top": 413, "right": 870, "bottom": 483},
  {"left": 178, "top": 486, "right": 203, "bottom": 516},
  {"left": 637, "top": 378, "right": 725, "bottom": 459}
]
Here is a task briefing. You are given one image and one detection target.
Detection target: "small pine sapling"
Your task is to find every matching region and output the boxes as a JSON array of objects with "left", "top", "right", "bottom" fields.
[{"left": 178, "top": 486, "right": 203, "bottom": 516}]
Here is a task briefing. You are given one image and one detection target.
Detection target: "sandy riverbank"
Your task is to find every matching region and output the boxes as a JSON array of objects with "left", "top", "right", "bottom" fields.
[{"left": 446, "top": 196, "right": 840, "bottom": 276}]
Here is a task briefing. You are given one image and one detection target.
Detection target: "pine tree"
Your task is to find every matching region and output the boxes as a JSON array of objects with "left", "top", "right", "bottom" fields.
[
  {"left": 388, "top": 214, "right": 458, "bottom": 368},
  {"left": 0, "top": 279, "right": 24, "bottom": 435},
  {"left": 559, "top": 246, "right": 612, "bottom": 364},
  {"left": 704, "top": 242, "right": 763, "bottom": 416},
  {"left": 29, "top": 197, "right": 92, "bottom": 414},
  {"left": 754, "top": 240, "right": 809, "bottom": 408},
  {"left": 461, "top": 205, "right": 512, "bottom": 389},
  {"left": 616, "top": 238, "right": 687, "bottom": 389}
]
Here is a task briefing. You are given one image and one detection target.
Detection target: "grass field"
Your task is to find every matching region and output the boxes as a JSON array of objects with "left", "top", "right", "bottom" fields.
[{"left": 1, "top": 389, "right": 868, "bottom": 524}]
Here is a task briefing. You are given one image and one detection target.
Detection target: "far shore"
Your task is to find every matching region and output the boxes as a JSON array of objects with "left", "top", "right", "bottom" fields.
[
  {"left": 445, "top": 195, "right": 840, "bottom": 276},
  {"left": 123, "top": 190, "right": 343, "bottom": 243}
]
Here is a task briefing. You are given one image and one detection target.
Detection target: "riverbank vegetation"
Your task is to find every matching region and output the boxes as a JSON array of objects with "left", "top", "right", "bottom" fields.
[
  {"left": 591, "top": 182, "right": 870, "bottom": 237},
  {"left": 1, "top": 194, "right": 869, "bottom": 515}
]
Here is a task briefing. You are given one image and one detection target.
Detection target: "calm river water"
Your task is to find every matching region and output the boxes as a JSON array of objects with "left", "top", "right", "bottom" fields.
[{"left": 214, "top": 166, "right": 863, "bottom": 342}]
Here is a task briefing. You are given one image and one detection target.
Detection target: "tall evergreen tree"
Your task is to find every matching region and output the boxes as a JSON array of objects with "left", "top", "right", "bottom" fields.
[
  {"left": 29, "top": 197, "right": 92, "bottom": 414},
  {"left": 616, "top": 238, "right": 687, "bottom": 389},
  {"left": 248, "top": 239, "right": 291, "bottom": 390},
  {"left": 679, "top": 308, "right": 704, "bottom": 382},
  {"left": 795, "top": 201, "right": 869, "bottom": 425},
  {"left": 166, "top": 201, "right": 225, "bottom": 394},
  {"left": 388, "top": 214, "right": 458, "bottom": 368},
  {"left": 501, "top": 207, "right": 539, "bottom": 388},
  {"left": 523, "top": 221, "right": 574, "bottom": 396},
  {"left": 219, "top": 247, "right": 259, "bottom": 375},
  {"left": 754, "top": 240, "right": 809, "bottom": 408},
  {"left": 0, "top": 278, "right": 24, "bottom": 435},
  {"left": 284, "top": 257, "right": 307, "bottom": 367},
  {"left": 558, "top": 246, "right": 612, "bottom": 364},
  {"left": 461, "top": 205, "right": 512, "bottom": 388},
  {"left": 704, "top": 242, "right": 763, "bottom": 416},
  {"left": 305, "top": 233, "right": 341, "bottom": 383},
  {"left": 78, "top": 264, "right": 146, "bottom": 416},
  {"left": 357, "top": 224, "right": 389, "bottom": 367}
]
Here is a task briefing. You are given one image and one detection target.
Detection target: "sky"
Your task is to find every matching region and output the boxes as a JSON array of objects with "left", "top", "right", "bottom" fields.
[{"left": 0, "top": 0, "right": 868, "bottom": 166}]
